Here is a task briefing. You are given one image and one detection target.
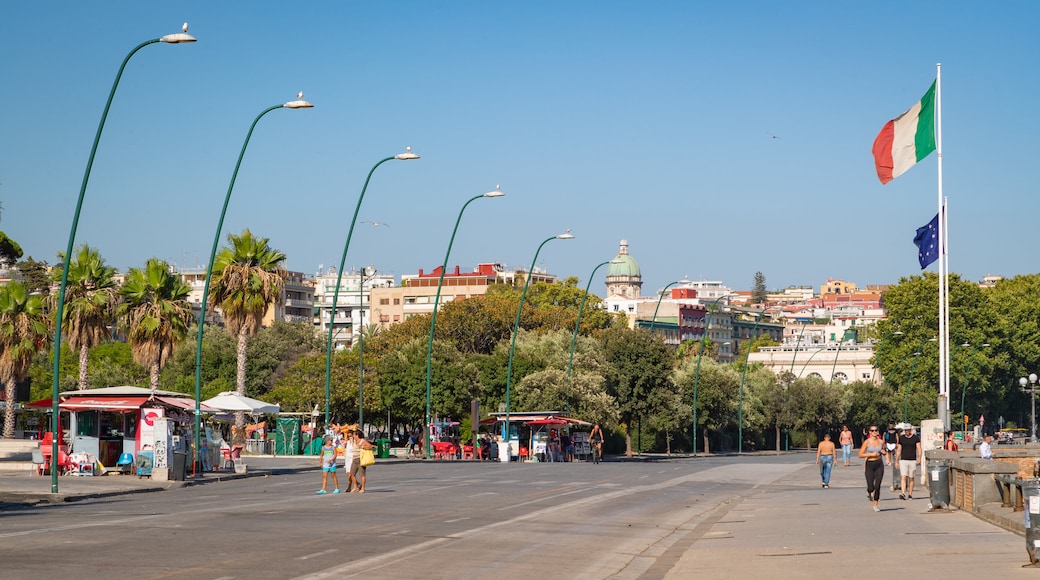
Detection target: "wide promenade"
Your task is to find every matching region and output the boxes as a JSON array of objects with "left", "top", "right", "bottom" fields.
[{"left": 0, "top": 453, "right": 1033, "bottom": 578}]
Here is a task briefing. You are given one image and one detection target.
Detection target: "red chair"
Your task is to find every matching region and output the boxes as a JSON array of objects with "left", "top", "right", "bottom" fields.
[
  {"left": 462, "top": 445, "right": 474, "bottom": 460},
  {"left": 519, "top": 445, "right": 529, "bottom": 462}
]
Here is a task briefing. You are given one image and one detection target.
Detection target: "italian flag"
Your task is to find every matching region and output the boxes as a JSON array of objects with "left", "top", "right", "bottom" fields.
[{"left": 871, "top": 81, "right": 937, "bottom": 184}]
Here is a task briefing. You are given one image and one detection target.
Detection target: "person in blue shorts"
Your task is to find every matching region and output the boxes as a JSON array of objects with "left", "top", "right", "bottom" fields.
[{"left": 317, "top": 437, "right": 341, "bottom": 494}]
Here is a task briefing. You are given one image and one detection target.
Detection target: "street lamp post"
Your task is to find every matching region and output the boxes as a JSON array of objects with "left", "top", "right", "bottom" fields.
[
  {"left": 648, "top": 280, "right": 682, "bottom": 333},
  {"left": 738, "top": 311, "right": 763, "bottom": 453},
  {"left": 904, "top": 337, "right": 937, "bottom": 423},
  {"left": 797, "top": 348, "right": 828, "bottom": 378},
  {"left": 357, "top": 265, "right": 377, "bottom": 431},
  {"left": 192, "top": 94, "right": 313, "bottom": 476},
  {"left": 503, "top": 231, "right": 575, "bottom": 444},
  {"left": 424, "top": 188, "right": 504, "bottom": 459},
  {"left": 871, "top": 331, "right": 904, "bottom": 383},
  {"left": 323, "top": 149, "right": 419, "bottom": 431},
  {"left": 1019, "top": 374, "right": 1040, "bottom": 443},
  {"left": 566, "top": 260, "right": 617, "bottom": 416},
  {"left": 789, "top": 320, "right": 810, "bottom": 374},
  {"left": 691, "top": 295, "right": 726, "bottom": 457},
  {"left": 51, "top": 24, "right": 195, "bottom": 493},
  {"left": 960, "top": 343, "right": 989, "bottom": 426}
]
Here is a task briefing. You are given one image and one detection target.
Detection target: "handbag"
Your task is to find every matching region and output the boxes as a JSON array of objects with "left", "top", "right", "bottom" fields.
[{"left": 359, "top": 448, "right": 375, "bottom": 467}]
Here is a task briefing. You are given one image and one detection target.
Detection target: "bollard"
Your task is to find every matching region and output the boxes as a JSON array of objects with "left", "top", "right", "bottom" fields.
[
  {"left": 1024, "top": 479, "right": 1040, "bottom": 566},
  {"left": 926, "top": 458, "right": 951, "bottom": 511}
]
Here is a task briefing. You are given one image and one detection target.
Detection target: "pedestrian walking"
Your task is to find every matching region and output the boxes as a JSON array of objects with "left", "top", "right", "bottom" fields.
[
  {"left": 839, "top": 425, "right": 854, "bottom": 466},
  {"left": 317, "top": 437, "right": 341, "bottom": 495},
  {"left": 348, "top": 429, "right": 375, "bottom": 493},
  {"left": 859, "top": 425, "right": 888, "bottom": 512},
  {"left": 816, "top": 433, "right": 837, "bottom": 488},
  {"left": 883, "top": 422, "right": 900, "bottom": 491},
  {"left": 944, "top": 430, "right": 959, "bottom": 452},
  {"left": 895, "top": 424, "right": 921, "bottom": 500}
]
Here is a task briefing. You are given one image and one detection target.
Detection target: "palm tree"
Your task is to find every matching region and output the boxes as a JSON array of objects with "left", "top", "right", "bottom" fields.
[
  {"left": 0, "top": 281, "right": 50, "bottom": 438},
  {"left": 209, "top": 229, "right": 286, "bottom": 442},
  {"left": 56, "top": 244, "right": 118, "bottom": 390},
  {"left": 117, "top": 258, "right": 192, "bottom": 392}
]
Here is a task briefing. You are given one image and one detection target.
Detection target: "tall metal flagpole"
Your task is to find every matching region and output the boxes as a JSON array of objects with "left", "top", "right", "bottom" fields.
[{"left": 936, "top": 62, "right": 950, "bottom": 425}]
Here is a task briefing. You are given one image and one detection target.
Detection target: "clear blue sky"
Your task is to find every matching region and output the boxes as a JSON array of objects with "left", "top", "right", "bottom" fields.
[{"left": 2, "top": 2, "right": 1037, "bottom": 297}]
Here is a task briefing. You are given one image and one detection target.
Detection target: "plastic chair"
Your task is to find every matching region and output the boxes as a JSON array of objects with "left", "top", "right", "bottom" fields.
[
  {"left": 116, "top": 453, "right": 134, "bottom": 475},
  {"left": 30, "top": 448, "right": 45, "bottom": 476},
  {"left": 519, "top": 446, "right": 529, "bottom": 462},
  {"left": 219, "top": 447, "right": 233, "bottom": 470},
  {"left": 462, "top": 445, "right": 474, "bottom": 460}
]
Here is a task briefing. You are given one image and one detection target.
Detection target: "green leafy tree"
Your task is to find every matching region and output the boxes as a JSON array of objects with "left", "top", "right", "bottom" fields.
[
  {"left": 674, "top": 357, "right": 739, "bottom": 453},
  {"left": 0, "top": 231, "right": 23, "bottom": 266},
  {"left": 117, "top": 258, "right": 192, "bottom": 392},
  {"left": 787, "top": 376, "right": 844, "bottom": 446},
  {"left": 16, "top": 258, "right": 51, "bottom": 294},
  {"left": 54, "top": 245, "right": 118, "bottom": 390},
  {"left": 601, "top": 327, "right": 676, "bottom": 456},
  {"left": 841, "top": 380, "right": 897, "bottom": 433},
  {"left": 0, "top": 281, "right": 50, "bottom": 438},
  {"left": 208, "top": 229, "right": 286, "bottom": 442}
]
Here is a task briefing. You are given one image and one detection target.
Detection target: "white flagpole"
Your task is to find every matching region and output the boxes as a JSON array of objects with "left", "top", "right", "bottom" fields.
[{"left": 936, "top": 62, "right": 949, "bottom": 422}]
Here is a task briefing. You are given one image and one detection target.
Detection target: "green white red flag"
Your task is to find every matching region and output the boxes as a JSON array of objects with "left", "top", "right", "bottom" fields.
[{"left": 871, "top": 81, "right": 937, "bottom": 184}]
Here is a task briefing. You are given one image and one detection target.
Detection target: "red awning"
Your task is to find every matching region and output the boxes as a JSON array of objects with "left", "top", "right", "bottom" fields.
[
  {"left": 525, "top": 418, "right": 569, "bottom": 426},
  {"left": 26, "top": 398, "right": 57, "bottom": 409},
  {"left": 59, "top": 397, "right": 150, "bottom": 411},
  {"left": 155, "top": 396, "right": 219, "bottom": 413}
]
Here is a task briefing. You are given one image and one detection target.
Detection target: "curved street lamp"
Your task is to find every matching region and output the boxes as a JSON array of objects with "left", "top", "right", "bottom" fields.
[
  {"left": 51, "top": 24, "right": 196, "bottom": 493},
  {"left": 738, "top": 310, "right": 764, "bottom": 453},
  {"left": 960, "top": 343, "right": 989, "bottom": 428},
  {"left": 903, "top": 337, "right": 937, "bottom": 423},
  {"left": 323, "top": 148, "right": 419, "bottom": 430},
  {"left": 648, "top": 280, "right": 683, "bottom": 332},
  {"left": 789, "top": 320, "right": 810, "bottom": 374},
  {"left": 797, "top": 348, "right": 828, "bottom": 378},
  {"left": 691, "top": 295, "right": 726, "bottom": 456},
  {"left": 424, "top": 187, "right": 504, "bottom": 458},
  {"left": 192, "top": 94, "right": 313, "bottom": 475},
  {"left": 870, "top": 331, "right": 904, "bottom": 383},
  {"left": 503, "top": 231, "right": 575, "bottom": 444},
  {"left": 565, "top": 259, "right": 619, "bottom": 416}
]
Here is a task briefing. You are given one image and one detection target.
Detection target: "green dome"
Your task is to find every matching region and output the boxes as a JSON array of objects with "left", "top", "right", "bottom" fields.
[{"left": 607, "top": 240, "right": 640, "bottom": 277}]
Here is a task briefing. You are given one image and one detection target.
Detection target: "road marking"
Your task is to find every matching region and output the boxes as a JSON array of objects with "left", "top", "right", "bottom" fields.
[{"left": 298, "top": 549, "right": 339, "bottom": 560}]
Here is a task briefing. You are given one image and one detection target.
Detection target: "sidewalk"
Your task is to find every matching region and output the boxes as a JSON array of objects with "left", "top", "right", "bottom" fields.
[
  {"left": 0, "top": 455, "right": 406, "bottom": 508},
  {"left": 665, "top": 458, "right": 1038, "bottom": 577}
]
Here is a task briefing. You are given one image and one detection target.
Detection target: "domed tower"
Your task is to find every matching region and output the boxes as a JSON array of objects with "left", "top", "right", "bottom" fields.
[{"left": 605, "top": 239, "right": 642, "bottom": 298}]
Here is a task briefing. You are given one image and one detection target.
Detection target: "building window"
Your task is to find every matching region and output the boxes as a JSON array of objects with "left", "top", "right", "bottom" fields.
[
  {"left": 379, "top": 315, "right": 390, "bottom": 323},
  {"left": 394, "top": 315, "right": 401, "bottom": 322},
  {"left": 393, "top": 298, "right": 400, "bottom": 305},
  {"left": 380, "top": 298, "right": 389, "bottom": 305}
]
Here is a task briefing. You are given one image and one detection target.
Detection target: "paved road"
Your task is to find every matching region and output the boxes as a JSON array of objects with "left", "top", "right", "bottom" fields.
[{"left": 0, "top": 454, "right": 1033, "bottom": 578}]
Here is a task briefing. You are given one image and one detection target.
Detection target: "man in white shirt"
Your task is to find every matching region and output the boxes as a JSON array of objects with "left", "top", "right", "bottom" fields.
[{"left": 979, "top": 434, "right": 994, "bottom": 460}]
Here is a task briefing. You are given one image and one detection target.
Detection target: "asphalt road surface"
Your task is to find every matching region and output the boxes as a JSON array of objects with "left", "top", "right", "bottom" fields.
[{"left": 0, "top": 454, "right": 1027, "bottom": 578}]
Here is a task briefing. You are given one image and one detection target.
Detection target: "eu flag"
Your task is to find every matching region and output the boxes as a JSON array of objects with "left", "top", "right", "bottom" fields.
[{"left": 913, "top": 213, "right": 939, "bottom": 269}]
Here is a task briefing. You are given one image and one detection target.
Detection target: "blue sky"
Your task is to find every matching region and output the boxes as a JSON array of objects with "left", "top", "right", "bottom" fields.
[{"left": 2, "top": 2, "right": 1037, "bottom": 297}]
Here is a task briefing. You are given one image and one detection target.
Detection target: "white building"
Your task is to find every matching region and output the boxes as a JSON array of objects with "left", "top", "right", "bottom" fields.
[{"left": 313, "top": 266, "right": 395, "bottom": 350}]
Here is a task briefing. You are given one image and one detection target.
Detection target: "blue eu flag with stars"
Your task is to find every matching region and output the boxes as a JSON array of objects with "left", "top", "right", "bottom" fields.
[{"left": 913, "top": 213, "right": 939, "bottom": 269}]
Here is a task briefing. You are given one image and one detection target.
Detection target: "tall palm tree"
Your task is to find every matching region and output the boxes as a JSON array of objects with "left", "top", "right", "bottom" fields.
[
  {"left": 55, "top": 244, "right": 118, "bottom": 390},
  {"left": 117, "top": 258, "right": 192, "bottom": 392},
  {"left": 0, "top": 281, "right": 50, "bottom": 438},
  {"left": 209, "top": 229, "right": 286, "bottom": 442}
]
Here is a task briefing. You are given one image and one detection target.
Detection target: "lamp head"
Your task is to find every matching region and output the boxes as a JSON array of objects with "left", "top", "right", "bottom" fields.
[
  {"left": 284, "top": 92, "right": 314, "bottom": 109},
  {"left": 928, "top": 337, "right": 937, "bottom": 343},
  {"left": 1022, "top": 377, "right": 1029, "bottom": 387},
  {"left": 1032, "top": 373, "right": 1038, "bottom": 384},
  {"left": 484, "top": 185, "right": 505, "bottom": 198},
  {"left": 160, "top": 23, "right": 197, "bottom": 43},
  {"left": 893, "top": 331, "right": 904, "bottom": 336},
  {"left": 395, "top": 146, "right": 420, "bottom": 160},
  {"left": 982, "top": 343, "right": 991, "bottom": 347},
  {"left": 960, "top": 343, "right": 971, "bottom": 347},
  {"left": 364, "top": 265, "right": 376, "bottom": 277},
  {"left": 556, "top": 228, "right": 574, "bottom": 240}
]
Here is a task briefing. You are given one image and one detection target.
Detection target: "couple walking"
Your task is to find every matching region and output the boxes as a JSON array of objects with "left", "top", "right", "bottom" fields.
[{"left": 318, "top": 429, "right": 375, "bottom": 495}]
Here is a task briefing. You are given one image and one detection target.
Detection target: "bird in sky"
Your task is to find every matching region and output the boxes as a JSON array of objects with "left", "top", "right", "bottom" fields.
[{"left": 361, "top": 221, "right": 390, "bottom": 227}]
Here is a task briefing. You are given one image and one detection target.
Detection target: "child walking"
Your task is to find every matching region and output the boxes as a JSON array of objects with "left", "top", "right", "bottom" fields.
[{"left": 317, "top": 436, "right": 341, "bottom": 494}]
